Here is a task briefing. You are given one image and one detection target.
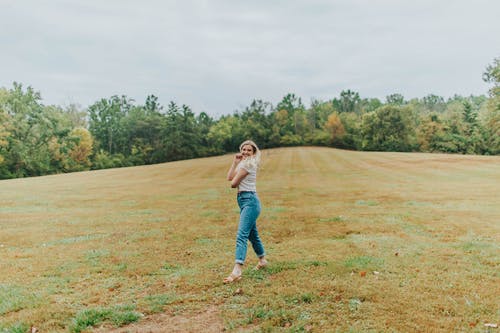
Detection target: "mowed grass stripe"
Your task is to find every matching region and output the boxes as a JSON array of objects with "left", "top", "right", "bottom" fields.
[{"left": 0, "top": 147, "right": 499, "bottom": 332}]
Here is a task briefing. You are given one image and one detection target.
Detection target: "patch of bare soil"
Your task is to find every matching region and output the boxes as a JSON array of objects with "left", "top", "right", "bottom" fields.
[{"left": 93, "top": 306, "right": 224, "bottom": 333}]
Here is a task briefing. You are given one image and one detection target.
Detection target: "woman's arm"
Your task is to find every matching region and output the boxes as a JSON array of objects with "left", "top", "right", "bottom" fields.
[
  {"left": 231, "top": 168, "right": 249, "bottom": 188},
  {"left": 227, "top": 154, "right": 243, "bottom": 181}
]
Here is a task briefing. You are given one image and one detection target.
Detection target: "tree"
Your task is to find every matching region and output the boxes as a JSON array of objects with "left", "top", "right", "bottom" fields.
[
  {"left": 332, "top": 90, "right": 361, "bottom": 113},
  {"left": 360, "top": 98, "right": 383, "bottom": 113},
  {"left": 482, "top": 58, "right": 500, "bottom": 154},
  {"left": 338, "top": 112, "right": 362, "bottom": 149},
  {"left": 324, "top": 113, "right": 345, "bottom": 146},
  {"left": 145, "top": 94, "right": 163, "bottom": 114},
  {"left": 386, "top": 93, "right": 406, "bottom": 106},
  {"left": 416, "top": 114, "right": 446, "bottom": 152},
  {"left": 0, "top": 83, "right": 82, "bottom": 177},
  {"left": 88, "top": 95, "right": 132, "bottom": 155},
  {"left": 196, "top": 112, "right": 214, "bottom": 156},
  {"left": 121, "top": 101, "right": 166, "bottom": 164},
  {"left": 207, "top": 115, "right": 243, "bottom": 153},
  {"left": 308, "top": 99, "right": 335, "bottom": 129},
  {"left": 2, "top": 83, "right": 51, "bottom": 176},
  {"left": 422, "top": 94, "right": 446, "bottom": 113},
  {"left": 67, "top": 127, "right": 94, "bottom": 170},
  {"left": 162, "top": 102, "right": 200, "bottom": 161},
  {"left": 0, "top": 106, "right": 10, "bottom": 170},
  {"left": 302, "top": 100, "right": 336, "bottom": 145},
  {"left": 483, "top": 58, "right": 500, "bottom": 90},
  {"left": 462, "top": 101, "right": 478, "bottom": 135},
  {"left": 239, "top": 100, "right": 273, "bottom": 148},
  {"left": 64, "top": 103, "right": 87, "bottom": 128},
  {"left": 275, "top": 93, "right": 306, "bottom": 139},
  {"left": 361, "top": 105, "right": 417, "bottom": 151}
]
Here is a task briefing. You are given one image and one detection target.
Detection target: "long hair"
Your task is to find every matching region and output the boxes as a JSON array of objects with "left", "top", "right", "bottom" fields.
[{"left": 239, "top": 140, "right": 261, "bottom": 169}]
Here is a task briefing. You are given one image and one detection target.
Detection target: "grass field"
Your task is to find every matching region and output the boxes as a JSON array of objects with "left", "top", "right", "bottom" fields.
[{"left": 0, "top": 147, "right": 499, "bottom": 332}]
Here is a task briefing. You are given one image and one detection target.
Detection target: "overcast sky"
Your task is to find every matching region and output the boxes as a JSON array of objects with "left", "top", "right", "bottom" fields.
[{"left": 1, "top": 0, "right": 499, "bottom": 117}]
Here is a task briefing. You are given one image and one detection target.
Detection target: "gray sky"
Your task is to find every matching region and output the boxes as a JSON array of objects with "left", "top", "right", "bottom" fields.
[{"left": 1, "top": 0, "right": 499, "bottom": 117}]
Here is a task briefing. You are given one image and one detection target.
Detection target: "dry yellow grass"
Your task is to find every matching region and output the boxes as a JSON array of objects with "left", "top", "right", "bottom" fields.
[{"left": 0, "top": 147, "right": 499, "bottom": 332}]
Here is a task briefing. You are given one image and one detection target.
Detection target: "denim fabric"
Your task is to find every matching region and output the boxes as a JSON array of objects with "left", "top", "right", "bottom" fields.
[{"left": 235, "top": 191, "right": 265, "bottom": 264}]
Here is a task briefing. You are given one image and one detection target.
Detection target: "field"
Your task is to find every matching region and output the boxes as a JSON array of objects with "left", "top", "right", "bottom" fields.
[{"left": 0, "top": 147, "right": 499, "bottom": 332}]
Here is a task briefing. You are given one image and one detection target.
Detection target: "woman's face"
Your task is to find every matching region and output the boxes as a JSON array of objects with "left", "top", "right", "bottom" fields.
[{"left": 240, "top": 144, "right": 255, "bottom": 157}]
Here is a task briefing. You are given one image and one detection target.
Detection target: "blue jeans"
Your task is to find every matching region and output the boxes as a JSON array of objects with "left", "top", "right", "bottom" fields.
[{"left": 235, "top": 191, "right": 265, "bottom": 264}]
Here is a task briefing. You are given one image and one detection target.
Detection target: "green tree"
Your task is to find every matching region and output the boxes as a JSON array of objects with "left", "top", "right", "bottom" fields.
[
  {"left": 275, "top": 93, "right": 306, "bottom": 140},
  {"left": 0, "top": 102, "right": 10, "bottom": 173},
  {"left": 416, "top": 114, "right": 446, "bottom": 152},
  {"left": 207, "top": 115, "right": 243, "bottom": 153},
  {"left": 308, "top": 99, "right": 335, "bottom": 129},
  {"left": 196, "top": 112, "right": 215, "bottom": 156},
  {"left": 145, "top": 94, "right": 163, "bottom": 113},
  {"left": 120, "top": 103, "right": 166, "bottom": 164},
  {"left": 0, "top": 83, "right": 80, "bottom": 177},
  {"left": 482, "top": 57, "right": 500, "bottom": 154},
  {"left": 462, "top": 101, "right": 477, "bottom": 133},
  {"left": 433, "top": 98, "right": 486, "bottom": 154},
  {"left": 386, "top": 93, "right": 406, "bottom": 105},
  {"left": 239, "top": 100, "right": 272, "bottom": 148},
  {"left": 162, "top": 103, "right": 201, "bottom": 161},
  {"left": 338, "top": 112, "right": 362, "bottom": 149},
  {"left": 64, "top": 103, "right": 87, "bottom": 128},
  {"left": 303, "top": 100, "right": 335, "bottom": 145},
  {"left": 361, "top": 105, "right": 417, "bottom": 151},
  {"left": 332, "top": 90, "right": 361, "bottom": 113},
  {"left": 360, "top": 98, "right": 383, "bottom": 113},
  {"left": 422, "top": 94, "right": 446, "bottom": 113},
  {"left": 88, "top": 95, "right": 132, "bottom": 155}
]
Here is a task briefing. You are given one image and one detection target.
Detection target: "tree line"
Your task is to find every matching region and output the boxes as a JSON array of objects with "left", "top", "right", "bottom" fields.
[{"left": 0, "top": 59, "right": 498, "bottom": 179}]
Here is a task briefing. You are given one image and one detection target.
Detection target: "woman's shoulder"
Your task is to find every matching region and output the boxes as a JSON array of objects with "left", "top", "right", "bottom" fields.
[{"left": 241, "top": 159, "right": 258, "bottom": 172}]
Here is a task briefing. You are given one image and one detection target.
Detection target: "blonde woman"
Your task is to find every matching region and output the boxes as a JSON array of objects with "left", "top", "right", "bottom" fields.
[{"left": 224, "top": 140, "right": 268, "bottom": 283}]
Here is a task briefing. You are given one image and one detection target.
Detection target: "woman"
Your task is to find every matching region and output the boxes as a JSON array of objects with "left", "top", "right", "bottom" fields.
[{"left": 224, "top": 140, "right": 268, "bottom": 283}]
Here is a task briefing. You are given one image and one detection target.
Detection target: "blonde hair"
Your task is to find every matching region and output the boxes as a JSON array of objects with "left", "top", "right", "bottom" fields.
[{"left": 239, "top": 140, "right": 261, "bottom": 169}]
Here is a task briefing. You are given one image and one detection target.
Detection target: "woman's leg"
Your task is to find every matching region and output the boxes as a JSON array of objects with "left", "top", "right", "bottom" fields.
[
  {"left": 225, "top": 206, "right": 255, "bottom": 283},
  {"left": 249, "top": 226, "right": 267, "bottom": 269},
  {"left": 234, "top": 204, "right": 259, "bottom": 265},
  {"left": 226, "top": 193, "right": 262, "bottom": 282},
  {"left": 248, "top": 224, "right": 265, "bottom": 259},
  {"left": 248, "top": 195, "right": 265, "bottom": 261}
]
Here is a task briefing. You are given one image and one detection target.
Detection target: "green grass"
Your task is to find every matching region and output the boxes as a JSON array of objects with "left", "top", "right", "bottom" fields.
[
  {"left": 0, "top": 285, "right": 39, "bottom": 316},
  {"left": 142, "top": 293, "right": 178, "bottom": 313},
  {"left": 0, "top": 147, "right": 499, "bottom": 332},
  {"left": 46, "top": 234, "right": 108, "bottom": 246},
  {"left": 0, "top": 322, "right": 31, "bottom": 333},
  {"left": 69, "top": 305, "right": 141, "bottom": 333},
  {"left": 343, "top": 255, "right": 384, "bottom": 271}
]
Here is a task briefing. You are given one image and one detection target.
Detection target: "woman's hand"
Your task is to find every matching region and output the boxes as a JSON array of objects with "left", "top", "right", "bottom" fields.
[
  {"left": 228, "top": 153, "right": 244, "bottom": 181},
  {"left": 234, "top": 153, "right": 243, "bottom": 163}
]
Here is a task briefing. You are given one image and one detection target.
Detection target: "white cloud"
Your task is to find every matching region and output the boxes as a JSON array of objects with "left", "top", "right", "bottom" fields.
[{"left": 1, "top": 0, "right": 499, "bottom": 116}]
